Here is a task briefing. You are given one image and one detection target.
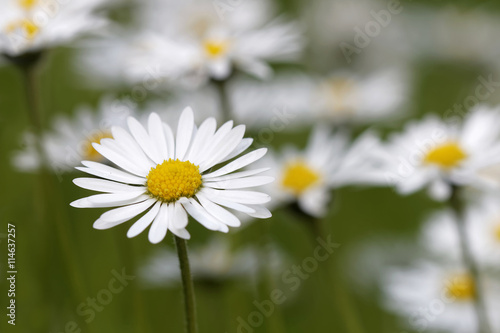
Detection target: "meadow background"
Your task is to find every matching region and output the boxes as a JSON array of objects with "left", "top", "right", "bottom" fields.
[{"left": 2, "top": 0, "right": 500, "bottom": 332}]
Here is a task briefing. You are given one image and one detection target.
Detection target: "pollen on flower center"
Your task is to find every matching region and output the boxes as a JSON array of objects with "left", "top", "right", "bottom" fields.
[
  {"left": 282, "top": 161, "right": 320, "bottom": 195},
  {"left": 325, "top": 78, "right": 356, "bottom": 113},
  {"left": 203, "top": 39, "right": 229, "bottom": 58},
  {"left": 424, "top": 142, "right": 467, "bottom": 169},
  {"left": 82, "top": 130, "right": 113, "bottom": 161},
  {"left": 445, "top": 274, "right": 476, "bottom": 301},
  {"left": 146, "top": 159, "right": 202, "bottom": 202}
]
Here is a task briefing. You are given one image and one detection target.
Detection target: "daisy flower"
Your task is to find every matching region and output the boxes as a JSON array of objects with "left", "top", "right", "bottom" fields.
[
  {"left": 13, "top": 97, "right": 133, "bottom": 173},
  {"left": 80, "top": 0, "right": 303, "bottom": 89},
  {"left": 382, "top": 105, "right": 500, "bottom": 201},
  {"left": 0, "top": 0, "right": 109, "bottom": 58},
  {"left": 421, "top": 196, "right": 500, "bottom": 268},
  {"left": 311, "top": 69, "right": 409, "bottom": 124},
  {"left": 70, "top": 107, "right": 274, "bottom": 243},
  {"left": 382, "top": 260, "right": 500, "bottom": 333},
  {"left": 259, "top": 126, "right": 385, "bottom": 217}
]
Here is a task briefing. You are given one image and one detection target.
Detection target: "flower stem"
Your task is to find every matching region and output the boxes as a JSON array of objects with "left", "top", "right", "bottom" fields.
[
  {"left": 213, "top": 78, "right": 231, "bottom": 122},
  {"left": 449, "top": 186, "right": 492, "bottom": 333},
  {"left": 174, "top": 235, "right": 198, "bottom": 333}
]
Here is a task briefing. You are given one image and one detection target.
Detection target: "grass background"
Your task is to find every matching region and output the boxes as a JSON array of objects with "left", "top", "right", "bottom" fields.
[{"left": 1, "top": 0, "right": 500, "bottom": 332}]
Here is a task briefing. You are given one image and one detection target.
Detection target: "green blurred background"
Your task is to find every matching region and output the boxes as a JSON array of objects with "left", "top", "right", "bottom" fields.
[{"left": 2, "top": 0, "right": 500, "bottom": 332}]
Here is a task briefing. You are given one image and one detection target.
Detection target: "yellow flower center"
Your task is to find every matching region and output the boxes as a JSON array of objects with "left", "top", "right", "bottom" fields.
[
  {"left": 146, "top": 159, "right": 202, "bottom": 202},
  {"left": 424, "top": 142, "right": 467, "bottom": 169},
  {"left": 494, "top": 223, "right": 500, "bottom": 242},
  {"left": 82, "top": 131, "right": 113, "bottom": 161},
  {"left": 445, "top": 274, "right": 476, "bottom": 301},
  {"left": 204, "top": 39, "right": 229, "bottom": 58},
  {"left": 325, "top": 78, "right": 356, "bottom": 113},
  {"left": 5, "top": 19, "right": 39, "bottom": 39},
  {"left": 18, "top": 0, "right": 37, "bottom": 10},
  {"left": 282, "top": 161, "right": 320, "bottom": 195}
]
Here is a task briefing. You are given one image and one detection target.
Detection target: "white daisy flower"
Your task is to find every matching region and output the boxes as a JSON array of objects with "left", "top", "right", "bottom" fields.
[
  {"left": 13, "top": 97, "right": 134, "bottom": 173},
  {"left": 382, "top": 105, "right": 500, "bottom": 201},
  {"left": 259, "top": 126, "right": 386, "bottom": 217},
  {"left": 70, "top": 107, "right": 274, "bottom": 243},
  {"left": 382, "top": 260, "right": 500, "bottom": 333},
  {"left": 0, "top": 0, "right": 109, "bottom": 57},
  {"left": 311, "top": 69, "right": 409, "bottom": 124},
  {"left": 83, "top": 0, "right": 303, "bottom": 89},
  {"left": 421, "top": 196, "right": 500, "bottom": 268}
]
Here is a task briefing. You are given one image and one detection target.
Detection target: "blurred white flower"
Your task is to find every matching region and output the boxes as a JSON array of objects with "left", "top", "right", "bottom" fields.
[
  {"left": 311, "top": 69, "right": 409, "bottom": 124},
  {"left": 12, "top": 97, "right": 134, "bottom": 173},
  {"left": 0, "top": 0, "right": 109, "bottom": 57},
  {"left": 381, "top": 105, "right": 500, "bottom": 201},
  {"left": 70, "top": 108, "right": 273, "bottom": 243},
  {"left": 79, "top": 0, "right": 303, "bottom": 89},
  {"left": 382, "top": 260, "right": 500, "bottom": 333},
  {"left": 421, "top": 196, "right": 500, "bottom": 268},
  {"left": 140, "top": 237, "right": 286, "bottom": 286},
  {"left": 258, "top": 126, "right": 386, "bottom": 217}
]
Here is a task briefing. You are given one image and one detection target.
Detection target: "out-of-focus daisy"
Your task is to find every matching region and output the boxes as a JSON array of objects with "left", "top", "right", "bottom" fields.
[
  {"left": 311, "top": 69, "right": 409, "bottom": 124},
  {"left": 382, "top": 260, "right": 500, "bottom": 333},
  {"left": 13, "top": 97, "right": 133, "bottom": 173},
  {"left": 259, "top": 126, "right": 385, "bottom": 217},
  {"left": 0, "top": 0, "right": 109, "bottom": 57},
  {"left": 81, "top": 0, "right": 303, "bottom": 89},
  {"left": 421, "top": 196, "right": 500, "bottom": 268},
  {"left": 382, "top": 106, "right": 500, "bottom": 201},
  {"left": 70, "top": 107, "right": 273, "bottom": 243},
  {"left": 140, "top": 237, "right": 285, "bottom": 286}
]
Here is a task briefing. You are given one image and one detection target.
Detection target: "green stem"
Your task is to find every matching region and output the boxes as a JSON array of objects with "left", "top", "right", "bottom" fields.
[
  {"left": 213, "top": 78, "right": 231, "bottom": 122},
  {"left": 449, "top": 186, "right": 492, "bottom": 333},
  {"left": 174, "top": 235, "right": 198, "bottom": 333}
]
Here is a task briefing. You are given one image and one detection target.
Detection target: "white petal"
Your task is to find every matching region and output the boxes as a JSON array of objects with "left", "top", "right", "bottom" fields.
[
  {"left": 201, "top": 188, "right": 271, "bottom": 204},
  {"left": 195, "top": 120, "right": 233, "bottom": 163},
  {"left": 73, "top": 178, "right": 146, "bottom": 193},
  {"left": 180, "top": 198, "right": 225, "bottom": 231},
  {"left": 148, "top": 204, "right": 169, "bottom": 244},
  {"left": 78, "top": 161, "right": 145, "bottom": 185},
  {"left": 199, "top": 125, "right": 245, "bottom": 172},
  {"left": 171, "top": 201, "right": 188, "bottom": 229},
  {"left": 127, "top": 201, "right": 161, "bottom": 238},
  {"left": 218, "top": 138, "right": 254, "bottom": 164},
  {"left": 98, "top": 199, "right": 156, "bottom": 225},
  {"left": 197, "top": 192, "right": 241, "bottom": 227},
  {"left": 163, "top": 123, "right": 175, "bottom": 159},
  {"left": 202, "top": 168, "right": 270, "bottom": 182},
  {"left": 92, "top": 143, "right": 147, "bottom": 177},
  {"left": 170, "top": 228, "right": 191, "bottom": 239},
  {"left": 128, "top": 116, "right": 162, "bottom": 164},
  {"left": 186, "top": 118, "right": 216, "bottom": 162},
  {"left": 202, "top": 148, "right": 268, "bottom": 179},
  {"left": 175, "top": 107, "right": 195, "bottom": 161},
  {"left": 198, "top": 188, "right": 256, "bottom": 213},
  {"left": 204, "top": 176, "right": 274, "bottom": 189},
  {"left": 148, "top": 113, "right": 169, "bottom": 161},
  {"left": 70, "top": 193, "right": 148, "bottom": 208},
  {"left": 111, "top": 126, "right": 153, "bottom": 165},
  {"left": 99, "top": 138, "right": 153, "bottom": 171},
  {"left": 246, "top": 205, "right": 272, "bottom": 219}
]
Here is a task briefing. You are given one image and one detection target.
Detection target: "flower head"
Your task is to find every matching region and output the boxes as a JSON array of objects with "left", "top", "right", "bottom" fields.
[
  {"left": 382, "top": 106, "right": 500, "bottom": 200},
  {"left": 70, "top": 107, "right": 273, "bottom": 243}
]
